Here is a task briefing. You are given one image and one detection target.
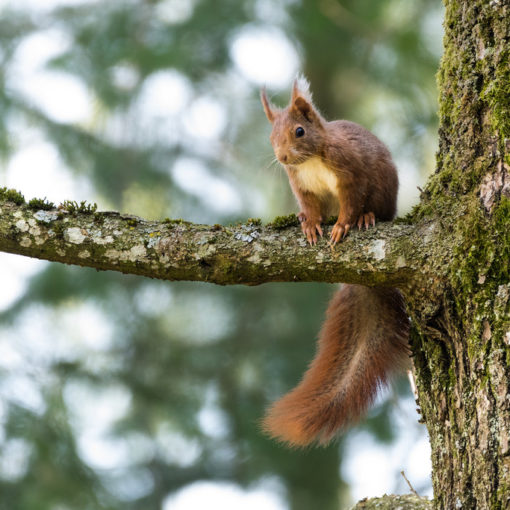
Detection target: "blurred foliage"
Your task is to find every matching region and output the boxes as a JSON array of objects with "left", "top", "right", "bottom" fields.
[{"left": 0, "top": 0, "right": 441, "bottom": 509}]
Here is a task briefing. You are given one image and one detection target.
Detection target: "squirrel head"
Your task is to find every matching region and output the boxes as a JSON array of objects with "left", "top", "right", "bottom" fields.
[{"left": 261, "top": 77, "right": 326, "bottom": 165}]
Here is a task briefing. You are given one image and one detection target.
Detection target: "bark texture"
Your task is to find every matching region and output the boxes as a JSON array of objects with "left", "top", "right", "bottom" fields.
[
  {"left": 0, "top": 198, "right": 426, "bottom": 287},
  {"left": 408, "top": 1, "right": 510, "bottom": 508},
  {"left": 0, "top": 1, "right": 508, "bottom": 508}
]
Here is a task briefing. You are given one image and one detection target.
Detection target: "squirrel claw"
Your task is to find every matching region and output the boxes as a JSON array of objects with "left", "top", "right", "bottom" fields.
[
  {"left": 330, "top": 223, "right": 350, "bottom": 244},
  {"left": 301, "top": 217, "right": 323, "bottom": 246},
  {"left": 302, "top": 224, "right": 321, "bottom": 246},
  {"left": 357, "top": 212, "right": 376, "bottom": 230}
]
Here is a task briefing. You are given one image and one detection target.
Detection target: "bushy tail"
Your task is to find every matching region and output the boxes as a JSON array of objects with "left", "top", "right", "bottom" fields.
[{"left": 263, "top": 285, "right": 410, "bottom": 447}]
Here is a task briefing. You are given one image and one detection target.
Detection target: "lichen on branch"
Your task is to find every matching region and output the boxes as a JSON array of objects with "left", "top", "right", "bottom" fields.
[{"left": 0, "top": 196, "right": 428, "bottom": 287}]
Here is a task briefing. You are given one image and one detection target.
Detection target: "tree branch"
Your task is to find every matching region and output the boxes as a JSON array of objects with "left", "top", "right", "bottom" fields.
[
  {"left": 0, "top": 198, "right": 430, "bottom": 287},
  {"left": 350, "top": 494, "right": 432, "bottom": 509}
]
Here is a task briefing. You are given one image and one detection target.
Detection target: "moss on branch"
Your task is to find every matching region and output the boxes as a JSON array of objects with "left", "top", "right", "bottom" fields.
[
  {"left": 350, "top": 494, "right": 432, "bottom": 510},
  {"left": 0, "top": 195, "right": 431, "bottom": 288}
]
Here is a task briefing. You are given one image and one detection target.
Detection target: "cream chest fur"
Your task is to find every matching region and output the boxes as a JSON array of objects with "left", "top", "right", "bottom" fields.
[{"left": 292, "top": 157, "right": 338, "bottom": 196}]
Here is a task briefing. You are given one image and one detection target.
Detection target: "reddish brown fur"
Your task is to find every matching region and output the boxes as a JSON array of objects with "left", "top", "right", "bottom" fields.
[
  {"left": 261, "top": 80, "right": 410, "bottom": 446},
  {"left": 262, "top": 286, "right": 410, "bottom": 446},
  {"left": 262, "top": 86, "right": 398, "bottom": 230}
]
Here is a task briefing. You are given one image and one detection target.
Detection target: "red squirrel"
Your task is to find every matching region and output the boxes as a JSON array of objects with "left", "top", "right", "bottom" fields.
[{"left": 261, "top": 77, "right": 410, "bottom": 447}]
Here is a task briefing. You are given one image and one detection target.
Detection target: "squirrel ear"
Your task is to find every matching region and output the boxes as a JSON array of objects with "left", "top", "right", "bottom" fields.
[
  {"left": 260, "top": 87, "right": 276, "bottom": 123},
  {"left": 290, "top": 78, "right": 316, "bottom": 122},
  {"left": 293, "top": 96, "right": 313, "bottom": 119}
]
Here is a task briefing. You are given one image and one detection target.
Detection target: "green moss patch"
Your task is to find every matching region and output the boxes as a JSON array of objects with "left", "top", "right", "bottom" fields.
[
  {"left": 60, "top": 200, "right": 98, "bottom": 214},
  {"left": 28, "top": 197, "right": 55, "bottom": 211},
  {"left": 0, "top": 187, "right": 25, "bottom": 205},
  {"left": 268, "top": 214, "right": 299, "bottom": 229}
]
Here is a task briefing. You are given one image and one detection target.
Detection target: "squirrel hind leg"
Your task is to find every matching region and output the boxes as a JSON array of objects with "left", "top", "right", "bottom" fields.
[{"left": 357, "top": 212, "right": 376, "bottom": 230}]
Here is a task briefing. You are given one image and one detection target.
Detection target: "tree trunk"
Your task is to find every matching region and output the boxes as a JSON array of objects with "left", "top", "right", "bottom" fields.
[{"left": 408, "top": 1, "right": 510, "bottom": 508}]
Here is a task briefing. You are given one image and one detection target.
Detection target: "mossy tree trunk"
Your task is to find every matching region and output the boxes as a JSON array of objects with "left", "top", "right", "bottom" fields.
[
  {"left": 0, "top": 1, "right": 508, "bottom": 508},
  {"left": 408, "top": 0, "right": 509, "bottom": 508}
]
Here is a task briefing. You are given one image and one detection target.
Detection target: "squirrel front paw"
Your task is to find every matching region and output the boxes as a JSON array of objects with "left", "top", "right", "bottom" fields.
[
  {"left": 330, "top": 222, "right": 351, "bottom": 244},
  {"left": 298, "top": 212, "right": 323, "bottom": 246}
]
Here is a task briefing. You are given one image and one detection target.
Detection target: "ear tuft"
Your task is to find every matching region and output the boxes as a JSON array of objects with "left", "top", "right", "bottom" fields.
[
  {"left": 291, "top": 75, "right": 312, "bottom": 103},
  {"left": 290, "top": 75, "right": 318, "bottom": 122},
  {"left": 260, "top": 87, "right": 276, "bottom": 123}
]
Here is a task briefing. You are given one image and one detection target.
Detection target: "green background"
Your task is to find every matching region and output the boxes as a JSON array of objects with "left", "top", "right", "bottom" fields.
[{"left": 0, "top": 1, "right": 442, "bottom": 508}]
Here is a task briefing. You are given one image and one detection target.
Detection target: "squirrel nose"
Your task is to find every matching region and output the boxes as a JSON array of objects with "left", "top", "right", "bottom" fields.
[{"left": 280, "top": 154, "right": 288, "bottom": 163}]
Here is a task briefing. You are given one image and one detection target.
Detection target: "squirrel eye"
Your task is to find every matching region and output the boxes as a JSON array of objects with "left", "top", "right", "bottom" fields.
[{"left": 295, "top": 126, "right": 305, "bottom": 138}]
